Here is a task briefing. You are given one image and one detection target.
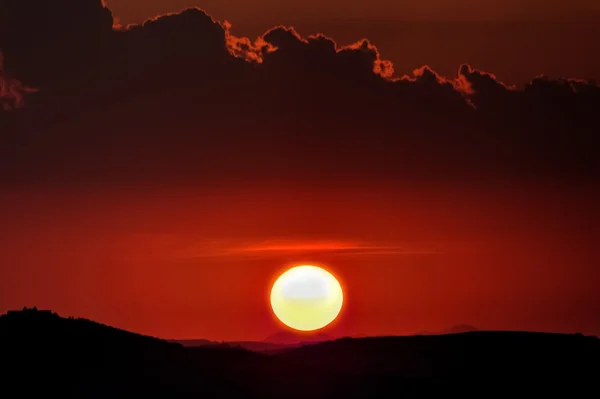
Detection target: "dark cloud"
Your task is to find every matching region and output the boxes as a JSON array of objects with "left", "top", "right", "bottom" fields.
[{"left": 0, "top": 0, "right": 598, "bottom": 188}]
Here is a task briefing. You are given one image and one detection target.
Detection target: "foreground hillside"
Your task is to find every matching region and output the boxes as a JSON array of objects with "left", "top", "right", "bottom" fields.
[{"left": 1, "top": 309, "right": 598, "bottom": 397}]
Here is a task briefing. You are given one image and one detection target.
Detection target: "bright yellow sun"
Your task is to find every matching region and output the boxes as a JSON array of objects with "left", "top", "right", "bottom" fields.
[{"left": 270, "top": 265, "right": 344, "bottom": 332}]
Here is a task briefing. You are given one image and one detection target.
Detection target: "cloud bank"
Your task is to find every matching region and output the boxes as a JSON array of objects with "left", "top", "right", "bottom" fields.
[{"left": 0, "top": 0, "right": 598, "bottom": 187}]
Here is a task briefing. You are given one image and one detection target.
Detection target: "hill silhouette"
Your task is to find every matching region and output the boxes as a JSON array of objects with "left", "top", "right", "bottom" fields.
[
  {"left": 2, "top": 308, "right": 599, "bottom": 397},
  {"left": 264, "top": 330, "right": 335, "bottom": 345},
  {"left": 169, "top": 338, "right": 214, "bottom": 347},
  {"left": 171, "top": 330, "right": 334, "bottom": 353},
  {"left": 171, "top": 338, "right": 296, "bottom": 353},
  {"left": 415, "top": 324, "right": 480, "bottom": 335}
]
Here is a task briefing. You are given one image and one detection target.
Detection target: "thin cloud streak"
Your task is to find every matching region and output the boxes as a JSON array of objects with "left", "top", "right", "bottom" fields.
[{"left": 172, "top": 239, "right": 440, "bottom": 260}]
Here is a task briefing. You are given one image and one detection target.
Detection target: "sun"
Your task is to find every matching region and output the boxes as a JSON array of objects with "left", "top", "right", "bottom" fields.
[{"left": 270, "top": 265, "right": 344, "bottom": 332}]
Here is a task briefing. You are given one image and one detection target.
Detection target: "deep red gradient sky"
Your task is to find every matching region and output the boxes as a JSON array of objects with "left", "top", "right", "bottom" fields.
[
  {"left": 0, "top": 1, "right": 599, "bottom": 341},
  {"left": 2, "top": 182, "right": 599, "bottom": 341}
]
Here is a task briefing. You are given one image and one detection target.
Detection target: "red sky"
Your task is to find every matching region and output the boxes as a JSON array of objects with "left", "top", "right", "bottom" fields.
[
  {"left": 1, "top": 0, "right": 599, "bottom": 341},
  {"left": 2, "top": 182, "right": 598, "bottom": 341}
]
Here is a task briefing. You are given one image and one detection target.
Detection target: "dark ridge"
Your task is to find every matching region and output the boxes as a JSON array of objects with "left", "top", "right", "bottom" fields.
[
  {"left": 1, "top": 307, "right": 173, "bottom": 345},
  {"left": 1, "top": 308, "right": 268, "bottom": 396},
  {"left": 415, "top": 324, "right": 480, "bottom": 335},
  {"left": 168, "top": 338, "right": 215, "bottom": 347},
  {"left": 1, "top": 309, "right": 599, "bottom": 397},
  {"left": 172, "top": 339, "right": 301, "bottom": 354},
  {"left": 264, "top": 329, "right": 335, "bottom": 344},
  {"left": 276, "top": 331, "right": 600, "bottom": 391}
]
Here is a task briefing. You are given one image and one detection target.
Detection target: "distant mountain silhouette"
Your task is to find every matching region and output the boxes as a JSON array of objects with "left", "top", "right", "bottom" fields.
[
  {"left": 169, "top": 338, "right": 215, "bottom": 347},
  {"left": 415, "top": 324, "right": 480, "bottom": 335},
  {"left": 170, "top": 330, "right": 335, "bottom": 353},
  {"left": 351, "top": 333, "right": 369, "bottom": 338},
  {"left": 172, "top": 338, "right": 295, "bottom": 353},
  {"left": 264, "top": 330, "right": 335, "bottom": 345},
  {"left": 2, "top": 308, "right": 599, "bottom": 397}
]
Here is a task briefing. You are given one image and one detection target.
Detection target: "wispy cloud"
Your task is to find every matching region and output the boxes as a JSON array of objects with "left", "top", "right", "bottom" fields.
[
  {"left": 171, "top": 238, "right": 439, "bottom": 260},
  {"left": 0, "top": 51, "right": 38, "bottom": 110}
]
